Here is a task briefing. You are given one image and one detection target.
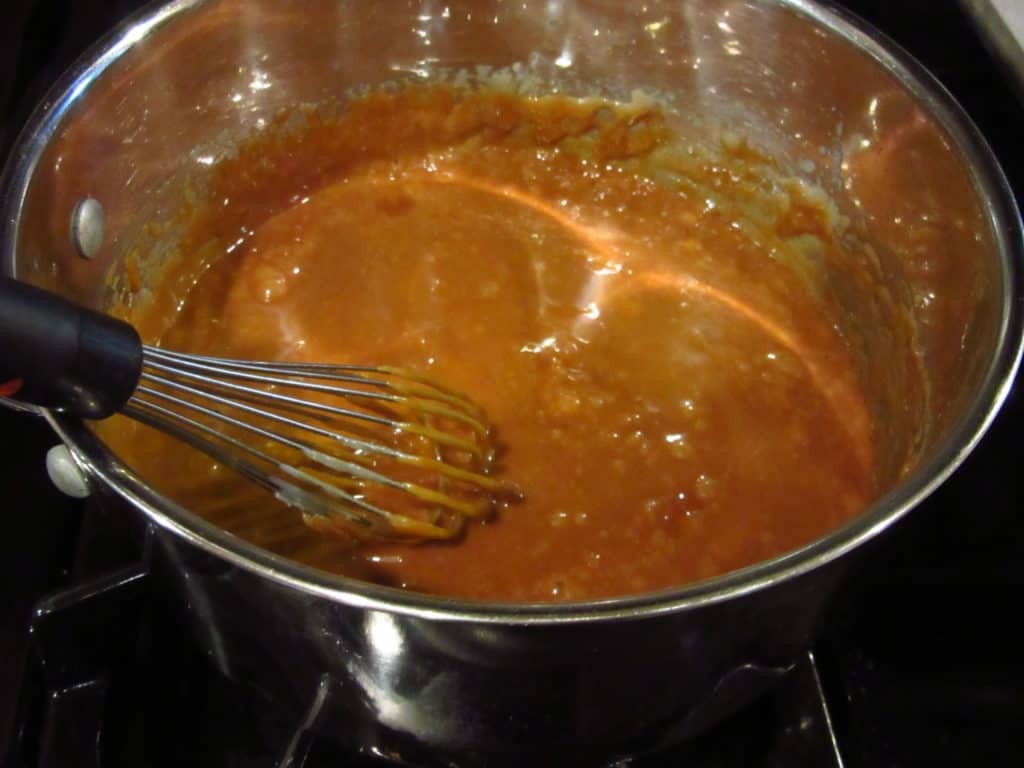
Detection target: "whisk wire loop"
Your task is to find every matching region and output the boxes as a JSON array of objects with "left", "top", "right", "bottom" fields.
[{"left": 125, "top": 346, "right": 515, "bottom": 541}]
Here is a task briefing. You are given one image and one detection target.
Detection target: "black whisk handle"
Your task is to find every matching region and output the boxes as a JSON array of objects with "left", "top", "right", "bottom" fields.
[{"left": 0, "top": 277, "right": 142, "bottom": 419}]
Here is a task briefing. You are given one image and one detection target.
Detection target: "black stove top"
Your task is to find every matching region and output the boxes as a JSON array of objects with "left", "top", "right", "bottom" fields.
[{"left": 2, "top": 2, "right": 1022, "bottom": 766}]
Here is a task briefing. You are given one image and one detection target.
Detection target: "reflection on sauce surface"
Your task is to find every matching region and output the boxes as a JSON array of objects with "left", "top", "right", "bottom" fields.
[{"left": 108, "top": 85, "right": 879, "bottom": 602}]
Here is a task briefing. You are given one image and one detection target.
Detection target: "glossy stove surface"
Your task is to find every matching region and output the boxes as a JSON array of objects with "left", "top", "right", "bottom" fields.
[{"left": 2, "top": 1, "right": 1023, "bottom": 766}]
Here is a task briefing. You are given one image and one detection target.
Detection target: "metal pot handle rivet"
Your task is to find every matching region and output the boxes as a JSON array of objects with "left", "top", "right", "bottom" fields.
[
  {"left": 45, "top": 444, "right": 92, "bottom": 499},
  {"left": 70, "top": 198, "right": 105, "bottom": 259}
]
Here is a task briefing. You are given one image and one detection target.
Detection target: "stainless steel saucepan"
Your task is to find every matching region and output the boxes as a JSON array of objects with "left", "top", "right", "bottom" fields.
[{"left": 2, "top": 1, "right": 1020, "bottom": 762}]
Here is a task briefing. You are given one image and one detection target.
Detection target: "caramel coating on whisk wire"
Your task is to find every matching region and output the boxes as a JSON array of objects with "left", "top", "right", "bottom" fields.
[{"left": 128, "top": 348, "right": 520, "bottom": 542}]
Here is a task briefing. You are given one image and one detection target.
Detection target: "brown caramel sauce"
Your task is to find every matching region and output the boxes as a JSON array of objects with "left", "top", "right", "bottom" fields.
[{"left": 104, "top": 85, "right": 877, "bottom": 602}]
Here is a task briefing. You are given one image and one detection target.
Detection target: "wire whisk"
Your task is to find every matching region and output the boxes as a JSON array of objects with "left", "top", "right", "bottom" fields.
[
  {"left": 0, "top": 277, "right": 518, "bottom": 542},
  {"left": 128, "top": 348, "right": 515, "bottom": 540}
]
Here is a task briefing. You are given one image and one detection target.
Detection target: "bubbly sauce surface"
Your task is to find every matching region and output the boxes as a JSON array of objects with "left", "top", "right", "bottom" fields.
[{"left": 110, "top": 85, "right": 876, "bottom": 602}]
